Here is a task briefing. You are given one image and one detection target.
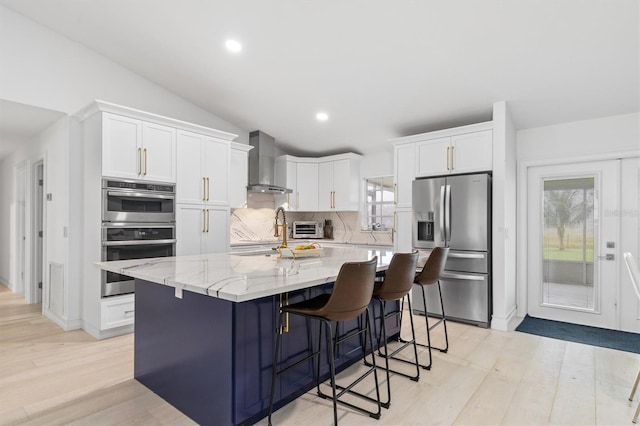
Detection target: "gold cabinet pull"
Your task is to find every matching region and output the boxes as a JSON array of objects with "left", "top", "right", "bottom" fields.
[
  {"left": 202, "top": 209, "right": 206, "bottom": 233},
  {"left": 138, "top": 147, "right": 142, "bottom": 175},
  {"left": 143, "top": 148, "right": 148, "bottom": 175},
  {"left": 393, "top": 183, "right": 397, "bottom": 204},
  {"left": 451, "top": 146, "right": 454, "bottom": 170},
  {"left": 206, "top": 208, "right": 210, "bottom": 232},
  {"left": 202, "top": 177, "right": 206, "bottom": 201},
  {"left": 207, "top": 177, "right": 210, "bottom": 201},
  {"left": 446, "top": 146, "right": 450, "bottom": 170}
]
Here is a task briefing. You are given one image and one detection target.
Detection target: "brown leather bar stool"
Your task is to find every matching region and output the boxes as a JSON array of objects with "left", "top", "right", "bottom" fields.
[
  {"left": 267, "top": 257, "right": 382, "bottom": 426},
  {"left": 365, "top": 251, "right": 420, "bottom": 408},
  {"left": 412, "top": 246, "right": 449, "bottom": 370}
]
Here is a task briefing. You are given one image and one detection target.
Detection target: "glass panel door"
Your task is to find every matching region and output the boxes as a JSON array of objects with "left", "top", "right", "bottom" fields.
[{"left": 542, "top": 177, "right": 595, "bottom": 310}]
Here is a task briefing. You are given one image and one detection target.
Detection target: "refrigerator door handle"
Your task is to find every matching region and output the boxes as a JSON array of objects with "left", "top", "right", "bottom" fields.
[
  {"left": 440, "top": 185, "right": 446, "bottom": 243},
  {"left": 445, "top": 184, "right": 451, "bottom": 243},
  {"left": 441, "top": 272, "right": 486, "bottom": 281},
  {"left": 448, "top": 252, "right": 485, "bottom": 259}
]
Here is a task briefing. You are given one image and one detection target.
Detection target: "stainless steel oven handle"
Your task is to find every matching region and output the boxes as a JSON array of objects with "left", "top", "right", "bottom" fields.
[
  {"left": 107, "top": 190, "right": 175, "bottom": 199},
  {"left": 102, "top": 239, "right": 177, "bottom": 246}
]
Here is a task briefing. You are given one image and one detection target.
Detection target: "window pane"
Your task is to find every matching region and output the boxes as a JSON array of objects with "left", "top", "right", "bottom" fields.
[
  {"left": 381, "top": 204, "right": 394, "bottom": 216},
  {"left": 542, "top": 177, "right": 595, "bottom": 309}
]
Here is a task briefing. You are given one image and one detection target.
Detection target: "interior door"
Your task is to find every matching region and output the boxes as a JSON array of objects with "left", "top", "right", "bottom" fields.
[{"left": 527, "top": 160, "right": 619, "bottom": 329}]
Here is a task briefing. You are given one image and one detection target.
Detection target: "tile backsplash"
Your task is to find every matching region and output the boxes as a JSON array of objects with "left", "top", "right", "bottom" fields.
[{"left": 230, "top": 208, "right": 393, "bottom": 246}]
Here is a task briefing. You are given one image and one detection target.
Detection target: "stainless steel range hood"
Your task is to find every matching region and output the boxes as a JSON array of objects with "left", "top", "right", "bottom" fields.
[{"left": 247, "top": 130, "right": 292, "bottom": 194}]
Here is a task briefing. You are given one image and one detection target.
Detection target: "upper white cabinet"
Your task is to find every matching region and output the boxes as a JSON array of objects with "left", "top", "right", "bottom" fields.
[
  {"left": 229, "top": 143, "right": 253, "bottom": 209},
  {"left": 102, "top": 112, "right": 176, "bottom": 183},
  {"left": 416, "top": 129, "right": 492, "bottom": 177},
  {"left": 318, "top": 156, "right": 361, "bottom": 211},
  {"left": 177, "top": 130, "right": 229, "bottom": 205},
  {"left": 277, "top": 153, "right": 361, "bottom": 212}
]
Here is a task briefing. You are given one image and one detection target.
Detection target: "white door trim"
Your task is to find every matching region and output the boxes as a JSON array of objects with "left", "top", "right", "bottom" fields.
[{"left": 517, "top": 150, "right": 639, "bottom": 320}]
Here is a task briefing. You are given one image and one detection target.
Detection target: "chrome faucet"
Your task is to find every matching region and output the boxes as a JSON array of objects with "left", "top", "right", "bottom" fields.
[{"left": 274, "top": 207, "right": 288, "bottom": 248}]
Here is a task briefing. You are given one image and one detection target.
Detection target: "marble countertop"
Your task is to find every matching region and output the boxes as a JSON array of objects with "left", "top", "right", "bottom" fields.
[{"left": 95, "top": 246, "right": 394, "bottom": 303}]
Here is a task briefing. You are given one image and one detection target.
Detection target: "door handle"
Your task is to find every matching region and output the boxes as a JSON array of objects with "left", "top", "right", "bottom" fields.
[
  {"left": 445, "top": 184, "right": 451, "bottom": 241},
  {"left": 598, "top": 254, "right": 615, "bottom": 260},
  {"left": 439, "top": 185, "right": 446, "bottom": 243},
  {"left": 138, "top": 148, "right": 142, "bottom": 175},
  {"left": 207, "top": 177, "right": 210, "bottom": 201},
  {"left": 446, "top": 147, "right": 450, "bottom": 171},
  {"left": 450, "top": 146, "right": 454, "bottom": 170},
  {"left": 202, "top": 177, "right": 206, "bottom": 201},
  {"left": 143, "top": 148, "right": 148, "bottom": 176},
  {"left": 206, "top": 209, "right": 210, "bottom": 233},
  {"left": 202, "top": 209, "right": 206, "bottom": 233}
]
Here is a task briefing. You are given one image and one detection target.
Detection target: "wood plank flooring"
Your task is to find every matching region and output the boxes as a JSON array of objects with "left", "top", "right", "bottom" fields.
[{"left": 1, "top": 283, "right": 639, "bottom": 425}]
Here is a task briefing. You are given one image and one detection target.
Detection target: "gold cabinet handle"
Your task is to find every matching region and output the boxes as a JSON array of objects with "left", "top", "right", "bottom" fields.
[
  {"left": 202, "top": 177, "right": 206, "bottom": 201},
  {"left": 451, "top": 146, "right": 454, "bottom": 170},
  {"left": 446, "top": 146, "right": 450, "bottom": 170},
  {"left": 206, "top": 208, "right": 210, "bottom": 232},
  {"left": 333, "top": 191, "right": 336, "bottom": 208},
  {"left": 207, "top": 177, "right": 210, "bottom": 201},
  {"left": 143, "top": 148, "right": 148, "bottom": 176},
  {"left": 138, "top": 147, "right": 142, "bottom": 175},
  {"left": 393, "top": 183, "right": 397, "bottom": 204},
  {"left": 202, "top": 209, "right": 206, "bottom": 233}
]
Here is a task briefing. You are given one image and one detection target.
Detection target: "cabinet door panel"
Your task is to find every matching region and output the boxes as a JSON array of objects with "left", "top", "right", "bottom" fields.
[
  {"left": 332, "top": 159, "right": 356, "bottom": 210},
  {"left": 203, "top": 207, "right": 229, "bottom": 254},
  {"left": 394, "top": 209, "right": 413, "bottom": 252},
  {"left": 296, "top": 163, "right": 318, "bottom": 211},
  {"left": 394, "top": 143, "right": 416, "bottom": 208},
  {"left": 317, "top": 161, "right": 333, "bottom": 210},
  {"left": 142, "top": 122, "right": 176, "bottom": 183},
  {"left": 176, "top": 204, "right": 205, "bottom": 256},
  {"left": 177, "top": 131, "right": 205, "bottom": 204},
  {"left": 229, "top": 148, "right": 249, "bottom": 208},
  {"left": 451, "top": 130, "right": 492, "bottom": 174},
  {"left": 285, "top": 160, "right": 298, "bottom": 210},
  {"left": 204, "top": 138, "right": 229, "bottom": 204},
  {"left": 416, "top": 137, "right": 450, "bottom": 177},
  {"left": 102, "top": 113, "right": 141, "bottom": 179}
]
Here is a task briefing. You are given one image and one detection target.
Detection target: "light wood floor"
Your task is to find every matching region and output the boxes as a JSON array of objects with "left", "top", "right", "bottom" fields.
[{"left": 2, "top": 284, "right": 639, "bottom": 425}]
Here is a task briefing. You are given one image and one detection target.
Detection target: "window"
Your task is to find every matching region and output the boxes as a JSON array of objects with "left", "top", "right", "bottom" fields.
[{"left": 364, "top": 176, "right": 394, "bottom": 231}]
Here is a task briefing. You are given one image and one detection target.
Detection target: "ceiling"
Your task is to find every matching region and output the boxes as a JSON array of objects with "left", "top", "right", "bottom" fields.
[
  {"left": 0, "top": 99, "right": 65, "bottom": 160},
  {"left": 1, "top": 1, "right": 638, "bottom": 156}
]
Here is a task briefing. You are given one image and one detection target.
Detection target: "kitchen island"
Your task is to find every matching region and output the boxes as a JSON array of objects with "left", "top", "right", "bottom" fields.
[{"left": 97, "top": 246, "right": 397, "bottom": 425}]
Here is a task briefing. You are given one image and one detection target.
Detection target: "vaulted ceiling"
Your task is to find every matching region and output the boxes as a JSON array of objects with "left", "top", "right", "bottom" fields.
[{"left": 1, "top": 0, "right": 638, "bottom": 156}]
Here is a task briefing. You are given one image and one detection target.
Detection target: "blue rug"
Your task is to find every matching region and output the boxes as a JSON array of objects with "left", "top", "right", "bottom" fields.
[{"left": 516, "top": 315, "right": 640, "bottom": 354}]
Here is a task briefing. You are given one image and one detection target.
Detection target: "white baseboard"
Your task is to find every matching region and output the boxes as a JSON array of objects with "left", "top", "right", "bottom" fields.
[
  {"left": 44, "top": 309, "right": 83, "bottom": 331},
  {"left": 83, "top": 322, "right": 134, "bottom": 340},
  {"left": 0, "top": 275, "right": 16, "bottom": 292},
  {"left": 490, "top": 305, "right": 518, "bottom": 331}
]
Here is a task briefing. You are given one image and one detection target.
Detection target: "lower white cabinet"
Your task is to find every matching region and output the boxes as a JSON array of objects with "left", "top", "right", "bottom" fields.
[
  {"left": 176, "top": 204, "right": 229, "bottom": 255},
  {"left": 101, "top": 295, "right": 135, "bottom": 330},
  {"left": 394, "top": 209, "right": 413, "bottom": 252}
]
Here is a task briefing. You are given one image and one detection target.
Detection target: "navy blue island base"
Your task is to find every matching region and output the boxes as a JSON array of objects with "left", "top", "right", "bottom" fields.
[{"left": 133, "top": 278, "right": 400, "bottom": 425}]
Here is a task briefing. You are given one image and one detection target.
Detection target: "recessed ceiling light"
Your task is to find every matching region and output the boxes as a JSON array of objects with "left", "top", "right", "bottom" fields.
[
  {"left": 316, "top": 112, "right": 329, "bottom": 121},
  {"left": 225, "top": 39, "right": 242, "bottom": 53}
]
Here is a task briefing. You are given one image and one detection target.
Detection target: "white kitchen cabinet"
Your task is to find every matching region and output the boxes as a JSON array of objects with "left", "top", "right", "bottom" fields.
[
  {"left": 416, "top": 129, "right": 492, "bottom": 177},
  {"left": 394, "top": 143, "right": 416, "bottom": 209},
  {"left": 394, "top": 208, "right": 413, "bottom": 252},
  {"left": 296, "top": 162, "right": 319, "bottom": 211},
  {"left": 229, "top": 143, "right": 252, "bottom": 209},
  {"left": 102, "top": 112, "right": 176, "bottom": 183},
  {"left": 176, "top": 204, "right": 229, "bottom": 255},
  {"left": 318, "top": 157, "right": 361, "bottom": 211},
  {"left": 277, "top": 154, "right": 361, "bottom": 212},
  {"left": 101, "top": 295, "right": 135, "bottom": 330},
  {"left": 177, "top": 130, "right": 229, "bottom": 205}
]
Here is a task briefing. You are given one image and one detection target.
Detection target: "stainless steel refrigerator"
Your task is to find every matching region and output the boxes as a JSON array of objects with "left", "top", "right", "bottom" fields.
[{"left": 412, "top": 173, "right": 491, "bottom": 327}]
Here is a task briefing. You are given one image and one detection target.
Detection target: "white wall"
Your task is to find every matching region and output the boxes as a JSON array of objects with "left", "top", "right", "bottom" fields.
[
  {"left": 517, "top": 113, "right": 639, "bottom": 161},
  {"left": 0, "top": 5, "right": 248, "bottom": 144},
  {"left": 360, "top": 148, "right": 394, "bottom": 178}
]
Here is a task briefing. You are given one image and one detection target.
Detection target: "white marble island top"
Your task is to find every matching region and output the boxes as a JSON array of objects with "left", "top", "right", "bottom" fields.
[{"left": 96, "top": 246, "right": 394, "bottom": 303}]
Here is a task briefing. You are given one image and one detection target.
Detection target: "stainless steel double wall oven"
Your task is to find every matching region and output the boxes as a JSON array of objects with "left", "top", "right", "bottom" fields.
[{"left": 101, "top": 178, "right": 176, "bottom": 297}]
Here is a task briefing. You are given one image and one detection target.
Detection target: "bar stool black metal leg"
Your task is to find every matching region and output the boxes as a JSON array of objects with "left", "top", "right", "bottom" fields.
[
  {"left": 420, "top": 285, "right": 433, "bottom": 370},
  {"left": 365, "top": 308, "right": 382, "bottom": 419},
  {"left": 437, "top": 281, "right": 449, "bottom": 353},
  {"left": 268, "top": 312, "right": 285, "bottom": 426},
  {"left": 326, "top": 320, "right": 338, "bottom": 426}
]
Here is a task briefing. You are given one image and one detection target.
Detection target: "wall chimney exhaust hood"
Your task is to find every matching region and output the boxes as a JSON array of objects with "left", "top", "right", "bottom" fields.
[{"left": 247, "top": 130, "right": 292, "bottom": 194}]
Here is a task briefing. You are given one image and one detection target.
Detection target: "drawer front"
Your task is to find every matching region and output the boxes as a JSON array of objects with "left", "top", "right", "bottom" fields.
[{"left": 101, "top": 298, "right": 135, "bottom": 329}]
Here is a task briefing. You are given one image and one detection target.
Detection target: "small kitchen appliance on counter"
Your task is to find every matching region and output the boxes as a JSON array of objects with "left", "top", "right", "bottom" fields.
[{"left": 292, "top": 221, "right": 323, "bottom": 239}]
